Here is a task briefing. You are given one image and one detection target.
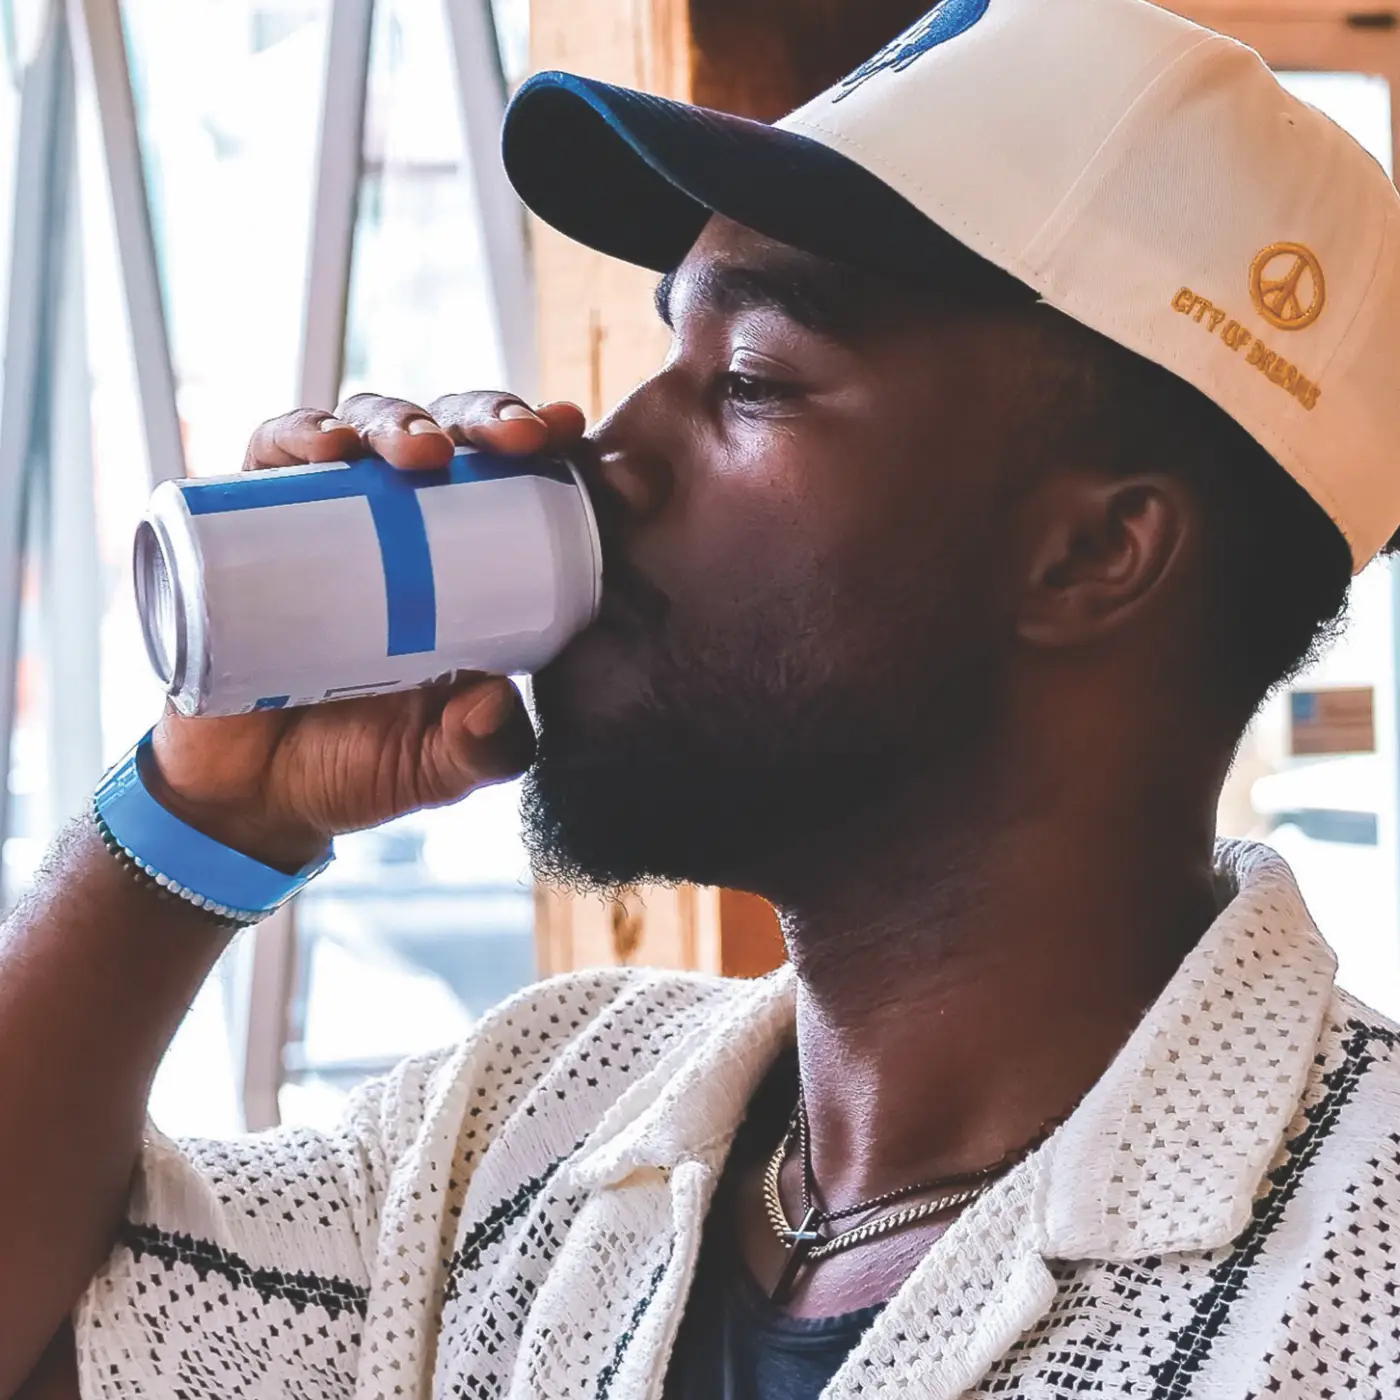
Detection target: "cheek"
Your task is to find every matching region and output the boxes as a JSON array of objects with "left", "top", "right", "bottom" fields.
[
  {"left": 646, "top": 453, "right": 965, "bottom": 704},
  {"left": 676, "top": 426, "right": 971, "bottom": 619},
  {"left": 639, "top": 430, "right": 827, "bottom": 611}
]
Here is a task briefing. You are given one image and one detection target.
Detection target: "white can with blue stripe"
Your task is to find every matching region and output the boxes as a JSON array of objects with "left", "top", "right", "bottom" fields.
[{"left": 133, "top": 449, "right": 603, "bottom": 717}]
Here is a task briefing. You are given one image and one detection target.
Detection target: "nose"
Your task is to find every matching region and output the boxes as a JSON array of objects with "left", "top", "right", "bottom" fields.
[
  {"left": 577, "top": 386, "right": 675, "bottom": 528},
  {"left": 586, "top": 446, "right": 671, "bottom": 525}
]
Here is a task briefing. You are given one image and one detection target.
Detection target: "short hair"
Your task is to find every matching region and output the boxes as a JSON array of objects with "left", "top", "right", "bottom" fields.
[
  {"left": 883, "top": 220, "right": 1366, "bottom": 722},
  {"left": 1043, "top": 322, "right": 1359, "bottom": 721}
]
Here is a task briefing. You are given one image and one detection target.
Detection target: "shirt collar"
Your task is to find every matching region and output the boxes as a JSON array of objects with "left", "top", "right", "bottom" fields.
[
  {"left": 1038, "top": 839, "right": 1338, "bottom": 1259},
  {"left": 570, "top": 967, "right": 798, "bottom": 1190},
  {"left": 574, "top": 840, "right": 1338, "bottom": 1264}
]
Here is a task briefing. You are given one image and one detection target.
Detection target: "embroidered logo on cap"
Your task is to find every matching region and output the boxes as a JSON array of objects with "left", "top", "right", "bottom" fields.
[
  {"left": 1250, "top": 243, "right": 1326, "bottom": 332},
  {"left": 1171, "top": 286, "right": 1321, "bottom": 411},
  {"left": 835, "top": 0, "right": 991, "bottom": 100}
]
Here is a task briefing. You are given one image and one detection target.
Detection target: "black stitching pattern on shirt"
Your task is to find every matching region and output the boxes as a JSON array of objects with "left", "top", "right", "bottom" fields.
[
  {"left": 596, "top": 1254, "right": 672, "bottom": 1400},
  {"left": 120, "top": 1222, "right": 368, "bottom": 1321},
  {"left": 1148, "top": 1020, "right": 1397, "bottom": 1397},
  {"left": 443, "top": 1148, "right": 580, "bottom": 1304}
]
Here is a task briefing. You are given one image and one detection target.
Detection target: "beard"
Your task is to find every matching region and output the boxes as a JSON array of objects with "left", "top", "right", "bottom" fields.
[{"left": 520, "top": 571, "right": 1005, "bottom": 899}]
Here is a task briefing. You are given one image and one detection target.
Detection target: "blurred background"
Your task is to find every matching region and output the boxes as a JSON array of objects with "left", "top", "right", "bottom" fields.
[{"left": 0, "top": 0, "right": 1395, "bottom": 1138}]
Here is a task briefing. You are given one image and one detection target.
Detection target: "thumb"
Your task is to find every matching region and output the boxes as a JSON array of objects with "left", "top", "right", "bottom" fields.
[{"left": 426, "top": 678, "right": 536, "bottom": 801}]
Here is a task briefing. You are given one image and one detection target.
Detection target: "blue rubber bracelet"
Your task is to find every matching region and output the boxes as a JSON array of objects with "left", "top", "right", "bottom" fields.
[{"left": 94, "top": 730, "right": 333, "bottom": 915}]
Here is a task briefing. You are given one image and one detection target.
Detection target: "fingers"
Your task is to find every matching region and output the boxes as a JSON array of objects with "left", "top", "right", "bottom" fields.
[
  {"left": 242, "top": 393, "right": 589, "bottom": 480},
  {"left": 427, "top": 392, "right": 587, "bottom": 456},
  {"left": 242, "top": 408, "right": 363, "bottom": 472},
  {"left": 534, "top": 400, "right": 587, "bottom": 443},
  {"left": 333, "top": 393, "right": 456, "bottom": 471},
  {"left": 423, "top": 678, "right": 537, "bottom": 803}
]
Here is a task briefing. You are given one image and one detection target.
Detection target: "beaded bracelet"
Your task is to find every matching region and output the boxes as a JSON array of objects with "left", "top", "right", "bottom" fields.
[{"left": 91, "top": 795, "right": 263, "bottom": 930}]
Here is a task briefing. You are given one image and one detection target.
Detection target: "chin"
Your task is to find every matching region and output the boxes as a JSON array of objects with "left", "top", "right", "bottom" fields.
[
  {"left": 523, "top": 640, "right": 682, "bottom": 890},
  {"left": 520, "top": 755, "right": 681, "bottom": 894},
  {"left": 520, "top": 683, "right": 766, "bottom": 892},
  {"left": 522, "top": 615, "right": 928, "bottom": 895},
  {"left": 520, "top": 766, "right": 762, "bottom": 896},
  {"left": 520, "top": 716, "right": 858, "bottom": 898}
]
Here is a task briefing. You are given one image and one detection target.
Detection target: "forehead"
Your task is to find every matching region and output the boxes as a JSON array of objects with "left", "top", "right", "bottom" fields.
[
  {"left": 662, "top": 218, "right": 903, "bottom": 341},
  {"left": 681, "top": 215, "right": 849, "bottom": 280},
  {"left": 666, "top": 215, "right": 1036, "bottom": 341}
]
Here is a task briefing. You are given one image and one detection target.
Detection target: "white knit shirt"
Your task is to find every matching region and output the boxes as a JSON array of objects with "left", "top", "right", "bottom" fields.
[{"left": 76, "top": 841, "right": 1400, "bottom": 1398}]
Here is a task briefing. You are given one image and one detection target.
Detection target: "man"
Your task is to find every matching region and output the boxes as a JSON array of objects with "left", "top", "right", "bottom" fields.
[{"left": 3, "top": 0, "right": 1400, "bottom": 1395}]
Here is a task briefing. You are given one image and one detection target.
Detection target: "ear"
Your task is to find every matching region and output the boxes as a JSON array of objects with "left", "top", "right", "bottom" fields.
[{"left": 1014, "top": 471, "right": 1194, "bottom": 649}]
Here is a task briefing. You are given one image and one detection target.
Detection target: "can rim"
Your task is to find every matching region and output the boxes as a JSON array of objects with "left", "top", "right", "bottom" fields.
[
  {"left": 133, "top": 514, "right": 186, "bottom": 693},
  {"left": 563, "top": 456, "right": 604, "bottom": 626},
  {"left": 145, "top": 481, "right": 211, "bottom": 716}
]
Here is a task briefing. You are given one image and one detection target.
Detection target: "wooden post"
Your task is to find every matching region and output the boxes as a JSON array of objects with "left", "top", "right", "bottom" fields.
[{"left": 528, "top": 0, "right": 929, "bottom": 977}]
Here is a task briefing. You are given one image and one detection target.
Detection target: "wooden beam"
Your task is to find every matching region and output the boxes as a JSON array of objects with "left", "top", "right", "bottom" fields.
[
  {"left": 690, "top": 0, "right": 930, "bottom": 118},
  {"left": 1173, "top": 0, "right": 1396, "bottom": 19},
  {"left": 530, "top": 0, "right": 686, "bottom": 430},
  {"left": 1215, "top": 21, "right": 1399, "bottom": 69},
  {"left": 1169, "top": 1, "right": 1400, "bottom": 68}
]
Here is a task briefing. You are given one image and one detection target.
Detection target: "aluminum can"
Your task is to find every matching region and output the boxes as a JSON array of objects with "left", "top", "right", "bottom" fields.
[{"left": 134, "top": 448, "right": 602, "bottom": 717}]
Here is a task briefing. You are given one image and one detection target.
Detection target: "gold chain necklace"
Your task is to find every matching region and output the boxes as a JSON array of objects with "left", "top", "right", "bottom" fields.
[{"left": 761, "top": 1101, "right": 1064, "bottom": 1305}]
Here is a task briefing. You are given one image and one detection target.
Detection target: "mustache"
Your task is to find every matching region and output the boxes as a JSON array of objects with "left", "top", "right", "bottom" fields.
[{"left": 600, "top": 553, "right": 672, "bottom": 629}]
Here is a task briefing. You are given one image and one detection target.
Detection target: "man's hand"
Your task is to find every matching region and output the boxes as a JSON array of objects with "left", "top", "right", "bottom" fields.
[
  {"left": 150, "top": 391, "right": 587, "bottom": 869},
  {"left": 0, "top": 391, "right": 592, "bottom": 1398}
]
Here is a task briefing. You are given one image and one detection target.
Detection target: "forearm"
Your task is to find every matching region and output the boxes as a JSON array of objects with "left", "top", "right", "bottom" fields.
[
  {"left": 0, "top": 817, "right": 233, "bottom": 1396},
  {"left": 0, "top": 392, "right": 539, "bottom": 1399}
]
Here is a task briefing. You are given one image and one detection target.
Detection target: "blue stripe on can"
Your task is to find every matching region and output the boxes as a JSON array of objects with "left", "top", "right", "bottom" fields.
[
  {"left": 366, "top": 489, "right": 437, "bottom": 655},
  {"left": 178, "top": 451, "right": 573, "bottom": 517},
  {"left": 177, "top": 452, "right": 575, "bottom": 661},
  {"left": 254, "top": 695, "right": 291, "bottom": 710}
]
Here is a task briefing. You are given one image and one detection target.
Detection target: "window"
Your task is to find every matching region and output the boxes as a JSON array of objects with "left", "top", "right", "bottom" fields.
[
  {"left": 1220, "top": 67, "right": 1399, "bottom": 1017},
  {"left": 283, "top": 0, "right": 534, "bottom": 1130},
  {"left": 0, "top": 0, "right": 530, "bottom": 1136},
  {"left": 108, "top": 0, "right": 335, "bottom": 1137}
]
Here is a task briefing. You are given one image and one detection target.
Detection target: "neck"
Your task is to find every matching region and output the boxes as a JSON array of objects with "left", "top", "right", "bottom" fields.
[{"left": 765, "top": 727, "right": 1226, "bottom": 1210}]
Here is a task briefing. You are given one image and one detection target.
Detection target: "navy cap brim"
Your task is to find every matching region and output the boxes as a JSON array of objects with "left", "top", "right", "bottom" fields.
[{"left": 502, "top": 72, "right": 963, "bottom": 279}]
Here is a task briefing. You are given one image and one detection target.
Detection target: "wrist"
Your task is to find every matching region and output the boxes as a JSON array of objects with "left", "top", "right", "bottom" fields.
[
  {"left": 93, "top": 732, "right": 334, "bottom": 923},
  {"left": 139, "top": 754, "right": 330, "bottom": 875},
  {"left": 90, "top": 802, "right": 249, "bottom": 932}
]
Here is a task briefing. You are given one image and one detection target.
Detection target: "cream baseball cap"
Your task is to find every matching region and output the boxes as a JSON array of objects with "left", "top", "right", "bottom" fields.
[{"left": 503, "top": 0, "right": 1400, "bottom": 570}]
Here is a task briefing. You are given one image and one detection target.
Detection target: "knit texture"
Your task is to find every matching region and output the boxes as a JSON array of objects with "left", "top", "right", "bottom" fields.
[{"left": 76, "top": 842, "right": 1400, "bottom": 1398}]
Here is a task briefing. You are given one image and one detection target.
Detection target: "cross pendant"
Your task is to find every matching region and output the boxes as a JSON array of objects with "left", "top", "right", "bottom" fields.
[{"left": 771, "top": 1207, "right": 824, "bottom": 1305}]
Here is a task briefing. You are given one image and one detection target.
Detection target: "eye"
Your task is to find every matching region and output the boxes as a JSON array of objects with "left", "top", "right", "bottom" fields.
[{"left": 719, "top": 371, "right": 795, "bottom": 408}]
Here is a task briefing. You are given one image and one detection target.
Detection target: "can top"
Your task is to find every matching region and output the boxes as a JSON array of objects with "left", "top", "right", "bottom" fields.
[{"left": 133, "top": 513, "right": 186, "bottom": 691}]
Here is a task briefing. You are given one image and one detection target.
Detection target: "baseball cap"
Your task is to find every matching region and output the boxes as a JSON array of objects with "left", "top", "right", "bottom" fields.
[{"left": 502, "top": 0, "right": 1400, "bottom": 572}]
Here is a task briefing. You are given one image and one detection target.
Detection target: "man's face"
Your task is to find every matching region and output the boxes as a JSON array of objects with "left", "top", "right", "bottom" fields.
[{"left": 524, "top": 217, "right": 1052, "bottom": 894}]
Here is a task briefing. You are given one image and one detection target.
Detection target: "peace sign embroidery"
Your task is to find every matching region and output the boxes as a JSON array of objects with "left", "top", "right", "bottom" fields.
[{"left": 1250, "top": 243, "right": 1326, "bottom": 332}]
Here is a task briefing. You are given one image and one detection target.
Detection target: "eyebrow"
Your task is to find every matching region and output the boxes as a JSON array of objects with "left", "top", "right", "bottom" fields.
[{"left": 653, "top": 262, "right": 860, "bottom": 340}]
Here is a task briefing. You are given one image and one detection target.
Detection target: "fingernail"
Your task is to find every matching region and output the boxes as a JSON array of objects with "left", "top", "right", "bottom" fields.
[
  {"left": 319, "top": 417, "right": 349, "bottom": 432},
  {"left": 407, "top": 418, "right": 446, "bottom": 436},
  {"left": 463, "top": 683, "right": 513, "bottom": 739},
  {"left": 498, "top": 403, "right": 544, "bottom": 424}
]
